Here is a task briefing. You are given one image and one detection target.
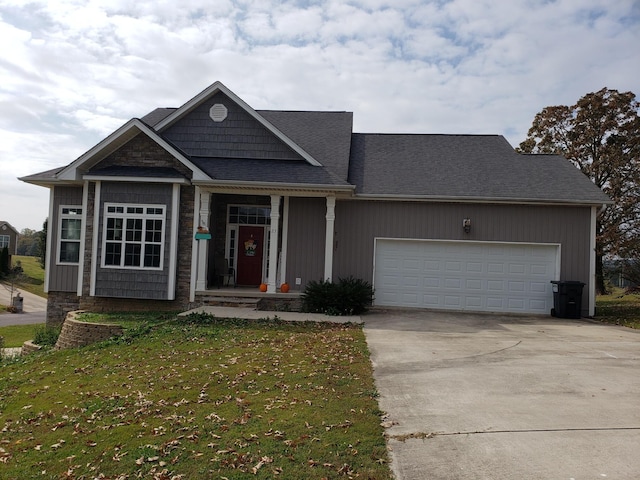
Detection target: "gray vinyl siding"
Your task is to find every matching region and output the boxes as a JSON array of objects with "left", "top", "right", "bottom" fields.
[
  {"left": 285, "top": 197, "right": 327, "bottom": 287},
  {"left": 94, "top": 183, "right": 174, "bottom": 300},
  {"left": 48, "top": 186, "right": 83, "bottom": 292},
  {"left": 331, "top": 200, "right": 592, "bottom": 312}
]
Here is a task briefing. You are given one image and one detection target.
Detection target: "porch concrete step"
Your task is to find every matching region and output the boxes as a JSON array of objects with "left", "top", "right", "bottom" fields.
[{"left": 198, "top": 296, "right": 260, "bottom": 309}]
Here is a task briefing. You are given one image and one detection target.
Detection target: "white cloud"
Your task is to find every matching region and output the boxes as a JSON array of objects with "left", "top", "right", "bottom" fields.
[{"left": 0, "top": 0, "right": 638, "bottom": 231}]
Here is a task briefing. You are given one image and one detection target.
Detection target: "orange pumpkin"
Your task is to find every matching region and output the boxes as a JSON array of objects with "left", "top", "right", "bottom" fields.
[
  {"left": 280, "top": 283, "right": 290, "bottom": 293},
  {"left": 259, "top": 283, "right": 268, "bottom": 292}
]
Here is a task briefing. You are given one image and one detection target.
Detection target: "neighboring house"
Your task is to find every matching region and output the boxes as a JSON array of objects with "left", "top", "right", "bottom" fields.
[
  {"left": 0, "top": 221, "right": 19, "bottom": 256},
  {"left": 20, "top": 81, "right": 610, "bottom": 325}
]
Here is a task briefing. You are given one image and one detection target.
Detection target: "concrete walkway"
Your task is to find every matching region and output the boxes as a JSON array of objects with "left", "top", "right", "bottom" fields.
[
  {"left": 363, "top": 309, "right": 640, "bottom": 480},
  {"left": 180, "top": 305, "right": 362, "bottom": 324}
]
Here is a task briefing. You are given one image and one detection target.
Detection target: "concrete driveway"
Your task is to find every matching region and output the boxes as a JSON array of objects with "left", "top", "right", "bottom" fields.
[
  {"left": 0, "top": 283, "right": 46, "bottom": 326},
  {"left": 363, "top": 309, "right": 640, "bottom": 480}
]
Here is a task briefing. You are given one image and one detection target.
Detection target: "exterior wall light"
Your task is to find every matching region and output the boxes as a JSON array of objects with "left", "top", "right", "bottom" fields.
[{"left": 463, "top": 218, "right": 471, "bottom": 233}]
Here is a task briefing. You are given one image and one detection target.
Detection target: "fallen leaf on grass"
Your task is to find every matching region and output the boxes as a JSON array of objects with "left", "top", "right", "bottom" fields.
[{"left": 251, "top": 456, "right": 273, "bottom": 474}]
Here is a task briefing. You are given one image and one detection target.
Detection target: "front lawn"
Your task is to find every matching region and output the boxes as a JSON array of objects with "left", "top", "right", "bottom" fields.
[
  {"left": 596, "top": 288, "right": 640, "bottom": 329},
  {"left": 0, "top": 324, "right": 42, "bottom": 348},
  {"left": 0, "top": 313, "right": 392, "bottom": 479}
]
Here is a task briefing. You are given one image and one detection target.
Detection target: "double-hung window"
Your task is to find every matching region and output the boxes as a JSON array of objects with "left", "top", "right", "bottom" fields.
[
  {"left": 58, "top": 207, "right": 83, "bottom": 264},
  {"left": 0, "top": 235, "right": 9, "bottom": 249},
  {"left": 102, "top": 204, "right": 165, "bottom": 269}
]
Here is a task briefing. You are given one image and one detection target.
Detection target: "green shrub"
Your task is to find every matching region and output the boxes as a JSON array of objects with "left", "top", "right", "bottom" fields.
[
  {"left": 33, "top": 325, "right": 61, "bottom": 347},
  {"left": 302, "top": 276, "right": 374, "bottom": 315}
]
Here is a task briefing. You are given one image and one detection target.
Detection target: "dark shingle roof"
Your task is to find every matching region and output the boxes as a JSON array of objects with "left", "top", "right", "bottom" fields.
[
  {"left": 18, "top": 166, "right": 66, "bottom": 185},
  {"left": 21, "top": 82, "right": 610, "bottom": 205},
  {"left": 348, "top": 134, "right": 610, "bottom": 204},
  {"left": 258, "top": 111, "right": 353, "bottom": 181},
  {"left": 142, "top": 108, "right": 177, "bottom": 127},
  {"left": 190, "top": 157, "right": 351, "bottom": 186}
]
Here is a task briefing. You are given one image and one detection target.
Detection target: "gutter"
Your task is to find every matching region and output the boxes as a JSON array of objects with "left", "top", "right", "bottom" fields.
[{"left": 353, "top": 193, "right": 613, "bottom": 207}]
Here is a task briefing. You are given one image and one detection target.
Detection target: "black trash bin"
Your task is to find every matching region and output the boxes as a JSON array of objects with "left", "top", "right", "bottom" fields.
[{"left": 550, "top": 281, "right": 585, "bottom": 318}]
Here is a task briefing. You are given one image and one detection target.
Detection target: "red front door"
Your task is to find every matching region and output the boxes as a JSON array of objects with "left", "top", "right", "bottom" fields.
[{"left": 236, "top": 226, "right": 265, "bottom": 286}]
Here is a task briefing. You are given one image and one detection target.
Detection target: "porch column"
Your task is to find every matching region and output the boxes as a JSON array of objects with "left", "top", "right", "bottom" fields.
[
  {"left": 267, "top": 195, "right": 281, "bottom": 293},
  {"left": 196, "top": 190, "right": 211, "bottom": 291},
  {"left": 324, "top": 196, "right": 336, "bottom": 282},
  {"left": 280, "top": 196, "right": 290, "bottom": 285}
]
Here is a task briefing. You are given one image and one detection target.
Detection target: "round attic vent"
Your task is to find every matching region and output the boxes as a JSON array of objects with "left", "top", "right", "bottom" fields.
[{"left": 209, "top": 103, "right": 228, "bottom": 122}]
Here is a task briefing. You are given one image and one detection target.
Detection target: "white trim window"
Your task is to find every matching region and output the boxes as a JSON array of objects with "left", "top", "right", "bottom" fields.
[
  {"left": 58, "top": 206, "right": 83, "bottom": 264},
  {"left": 102, "top": 203, "right": 165, "bottom": 270},
  {"left": 0, "top": 235, "right": 9, "bottom": 249}
]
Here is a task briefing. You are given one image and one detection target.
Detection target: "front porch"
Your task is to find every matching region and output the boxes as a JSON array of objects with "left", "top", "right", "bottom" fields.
[
  {"left": 195, "top": 287, "right": 303, "bottom": 312},
  {"left": 191, "top": 190, "right": 341, "bottom": 302}
]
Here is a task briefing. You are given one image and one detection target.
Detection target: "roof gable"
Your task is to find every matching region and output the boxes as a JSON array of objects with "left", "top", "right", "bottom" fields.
[
  {"left": 162, "top": 91, "right": 305, "bottom": 161},
  {"left": 0, "top": 221, "right": 19, "bottom": 235},
  {"left": 56, "top": 119, "right": 209, "bottom": 183},
  {"left": 155, "top": 81, "right": 321, "bottom": 166}
]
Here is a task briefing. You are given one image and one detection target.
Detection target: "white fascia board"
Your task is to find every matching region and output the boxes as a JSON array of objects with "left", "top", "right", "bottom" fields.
[
  {"left": 57, "top": 119, "right": 210, "bottom": 182},
  {"left": 154, "top": 81, "right": 322, "bottom": 167}
]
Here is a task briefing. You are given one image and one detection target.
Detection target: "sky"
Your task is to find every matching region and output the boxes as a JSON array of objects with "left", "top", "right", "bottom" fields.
[{"left": 1, "top": 0, "right": 639, "bottom": 232}]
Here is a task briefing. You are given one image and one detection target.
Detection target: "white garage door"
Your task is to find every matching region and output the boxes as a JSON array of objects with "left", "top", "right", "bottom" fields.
[{"left": 374, "top": 239, "right": 560, "bottom": 314}]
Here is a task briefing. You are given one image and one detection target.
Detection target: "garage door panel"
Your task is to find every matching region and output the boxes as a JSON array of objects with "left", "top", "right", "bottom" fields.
[
  {"left": 444, "top": 278, "right": 462, "bottom": 289},
  {"left": 466, "top": 262, "right": 483, "bottom": 273},
  {"left": 486, "top": 297, "right": 505, "bottom": 309},
  {"left": 403, "top": 275, "right": 420, "bottom": 287},
  {"left": 488, "top": 263, "right": 505, "bottom": 274},
  {"left": 375, "top": 240, "right": 558, "bottom": 314},
  {"left": 444, "top": 295, "right": 462, "bottom": 307},
  {"left": 466, "top": 279, "right": 482, "bottom": 290},
  {"left": 445, "top": 261, "right": 462, "bottom": 272},
  {"left": 530, "top": 263, "right": 551, "bottom": 275},
  {"left": 424, "top": 276, "right": 440, "bottom": 287},
  {"left": 465, "top": 296, "right": 482, "bottom": 308},
  {"left": 424, "top": 260, "right": 440, "bottom": 271},
  {"left": 530, "top": 281, "right": 547, "bottom": 293},
  {"left": 423, "top": 294, "right": 439, "bottom": 306},
  {"left": 509, "top": 263, "right": 526, "bottom": 275}
]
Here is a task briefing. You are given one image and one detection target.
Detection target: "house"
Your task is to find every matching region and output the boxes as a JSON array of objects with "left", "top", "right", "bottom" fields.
[
  {"left": 0, "top": 221, "right": 19, "bottom": 256},
  {"left": 20, "top": 81, "right": 610, "bottom": 325}
]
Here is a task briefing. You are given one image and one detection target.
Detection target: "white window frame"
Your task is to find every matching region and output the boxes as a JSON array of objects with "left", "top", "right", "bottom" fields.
[
  {"left": 101, "top": 203, "right": 166, "bottom": 270},
  {"left": 0, "top": 235, "right": 9, "bottom": 249},
  {"left": 57, "top": 206, "right": 83, "bottom": 265}
]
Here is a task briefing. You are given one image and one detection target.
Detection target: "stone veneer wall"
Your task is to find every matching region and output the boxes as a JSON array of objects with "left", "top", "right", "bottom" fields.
[
  {"left": 54, "top": 311, "right": 124, "bottom": 350},
  {"left": 21, "top": 341, "right": 43, "bottom": 355},
  {"left": 46, "top": 291, "right": 81, "bottom": 327}
]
